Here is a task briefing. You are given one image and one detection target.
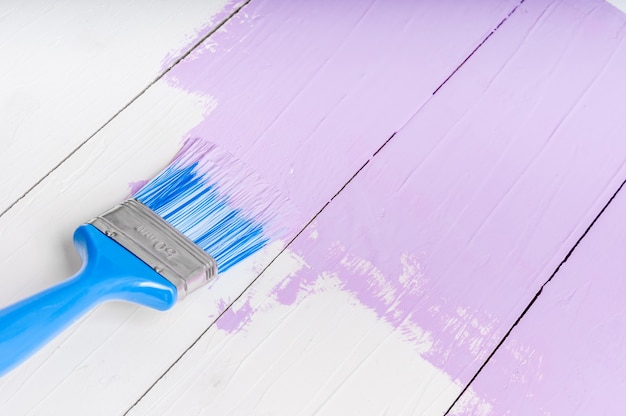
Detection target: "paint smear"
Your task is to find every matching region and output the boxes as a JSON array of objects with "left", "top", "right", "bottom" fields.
[
  {"left": 216, "top": 209, "right": 499, "bottom": 374},
  {"left": 156, "top": 0, "right": 525, "bottom": 381},
  {"left": 148, "top": 0, "right": 626, "bottom": 413},
  {"left": 207, "top": 0, "right": 626, "bottom": 399}
]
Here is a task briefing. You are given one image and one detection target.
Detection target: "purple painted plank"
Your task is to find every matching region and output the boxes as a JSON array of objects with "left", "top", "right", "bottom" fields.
[
  {"left": 214, "top": 0, "right": 626, "bottom": 390},
  {"left": 165, "top": 0, "right": 519, "bottom": 222},
  {"left": 446, "top": 3, "right": 626, "bottom": 412},
  {"left": 450, "top": 179, "right": 626, "bottom": 415}
]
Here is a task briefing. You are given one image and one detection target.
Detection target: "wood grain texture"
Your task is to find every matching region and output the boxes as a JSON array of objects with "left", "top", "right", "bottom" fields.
[
  {"left": 0, "top": 0, "right": 237, "bottom": 214},
  {"left": 130, "top": 0, "right": 626, "bottom": 414},
  {"left": 0, "top": 0, "right": 521, "bottom": 415}
]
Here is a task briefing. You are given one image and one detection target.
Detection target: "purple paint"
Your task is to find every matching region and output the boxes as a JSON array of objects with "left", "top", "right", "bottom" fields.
[
  {"left": 366, "top": 0, "right": 626, "bottom": 386},
  {"left": 205, "top": 0, "right": 626, "bottom": 394},
  {"left": 161, "top": 0, "right": 626, "bottom": 408},
  {"left": 215, "top": 299, "right": 255, "bottom": 332},
  {"left": 165, "top": 0, "right": 519, "bottom": 220},
  {"left": 451, "top": 167, "right": 626, "bottom": 415}
]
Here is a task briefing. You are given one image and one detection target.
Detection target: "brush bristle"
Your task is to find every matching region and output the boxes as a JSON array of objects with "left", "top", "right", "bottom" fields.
[{"left": 134, "top": 138, "right": 295, "bottom": 272}]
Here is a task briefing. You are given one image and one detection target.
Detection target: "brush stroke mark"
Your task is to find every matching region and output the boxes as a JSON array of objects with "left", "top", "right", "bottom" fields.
[
  {"left": 147, "top": 0, "right": 530, "bottom": 386},
  {"left": 161, "top": 0, "right": 522, "bottom": 221},
  {"left": 116, "top": 0, "right": 626, "bottom": 413},
  {"left": 204, "top": 0, "right": 626, "bottom": 398},
  {"left": 127, "top": 0, "right": 626, "bottom": 413},
  {"left": 146, "top": 0, "right": 527, "bottom": 369}
]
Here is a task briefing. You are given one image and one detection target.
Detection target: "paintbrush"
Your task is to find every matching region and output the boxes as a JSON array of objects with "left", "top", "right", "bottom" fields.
[{"left": 0, "top": 138, "right": 292, "bottom": 376}]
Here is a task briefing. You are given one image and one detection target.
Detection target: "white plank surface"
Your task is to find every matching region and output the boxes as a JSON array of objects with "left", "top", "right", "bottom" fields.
[{"left": 0, "top": 0, "right": 235, "bottom": 214}]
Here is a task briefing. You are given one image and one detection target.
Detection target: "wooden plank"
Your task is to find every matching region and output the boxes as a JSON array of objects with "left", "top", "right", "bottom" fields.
[
  {"left": 0, "top": 0, "right": 519, "bottom": 414},
  {"left": 449, "top": 182, "right": 626, "bottom": 415},
  {"left": 0, "top": 0, "right": 237, "bottom": 214},
  {"left": 129, "top": 0, "right": 626, "bottom": 414}
]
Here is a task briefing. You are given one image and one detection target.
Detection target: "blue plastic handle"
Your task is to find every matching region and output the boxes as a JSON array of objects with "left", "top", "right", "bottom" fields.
[{"left": 0, "top": 224, "right": 178, "bottom": 376}]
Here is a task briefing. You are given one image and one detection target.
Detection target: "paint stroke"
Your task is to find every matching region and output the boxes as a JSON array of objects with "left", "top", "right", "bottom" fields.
[
  {"left": 163, "top": 0, "right": 520, "bottom": 221},
  {"left": 211, "top": 0, "right": 626, "bottom": 390},
  {"left": 160, "top": 0, "right": 524, "bottom": 360},
  {"left": 215, "top": 247, "right": 308, "bottom": 332}
]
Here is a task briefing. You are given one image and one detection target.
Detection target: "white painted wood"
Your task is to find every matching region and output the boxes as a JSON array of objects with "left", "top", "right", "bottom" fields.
[{"left": 0, "top": 0, "right": 234, "bottom": 214}]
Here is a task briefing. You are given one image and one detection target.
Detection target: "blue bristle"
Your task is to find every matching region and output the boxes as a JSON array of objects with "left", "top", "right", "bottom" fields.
[{"left": 134, "top": 140, "right": 291, "bottom": 273}]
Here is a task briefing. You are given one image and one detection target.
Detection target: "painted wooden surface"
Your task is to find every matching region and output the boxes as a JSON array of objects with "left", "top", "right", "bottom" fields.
[
  {"left": 448, "top": 180, "right": 626, "bottom": 415},
  {"left": 448, "top": 2, "right": 626, "bottom": 414},
  {"left": 130, "top": 0, "right": 626, "bottom": 414},
  {"left": 2, "top": 0, "right": 626, "bottom": 415}
]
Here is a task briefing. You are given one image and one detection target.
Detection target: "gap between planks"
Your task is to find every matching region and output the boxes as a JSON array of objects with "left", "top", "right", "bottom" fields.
[{"left": 443, "top": 172, "right": 626, "bottom": 413}]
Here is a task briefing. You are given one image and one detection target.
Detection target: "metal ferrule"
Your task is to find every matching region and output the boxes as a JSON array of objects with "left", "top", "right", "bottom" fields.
[{"left": 89, "top": 199, "right": 217, "bottom": 301}]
